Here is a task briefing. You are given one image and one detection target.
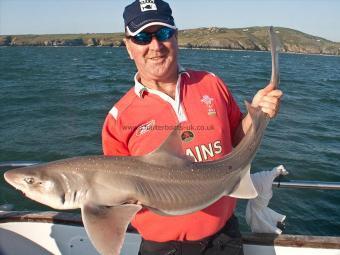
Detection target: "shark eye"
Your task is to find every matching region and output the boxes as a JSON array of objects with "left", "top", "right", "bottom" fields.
[{"left": 24, "top": 177, "right": 35, "bottom": 185}]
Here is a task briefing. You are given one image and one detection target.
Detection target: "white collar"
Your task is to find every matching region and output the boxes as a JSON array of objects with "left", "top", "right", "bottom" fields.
[{"left": 134, "top": 65, "right": 189, "bottom": 98}]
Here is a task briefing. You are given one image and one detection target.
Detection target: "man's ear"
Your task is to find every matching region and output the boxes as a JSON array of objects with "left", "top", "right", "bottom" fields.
[{"left": 124, "top": 38, "right": 134, "bottom": 60}]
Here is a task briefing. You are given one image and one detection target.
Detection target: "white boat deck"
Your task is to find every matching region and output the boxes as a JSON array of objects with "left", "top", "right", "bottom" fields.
[{"left": 1, "top": 211, "right": 339, "bottom": 255}]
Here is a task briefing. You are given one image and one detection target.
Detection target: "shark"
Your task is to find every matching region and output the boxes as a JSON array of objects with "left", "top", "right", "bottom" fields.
[{"left": 4, "top": 27, "right": 280, "bottom": 255}]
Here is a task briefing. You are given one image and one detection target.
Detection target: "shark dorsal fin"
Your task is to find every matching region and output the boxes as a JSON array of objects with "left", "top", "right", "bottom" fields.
[{"left": 139, "top": 126, "right": 193, "bottom": 167}]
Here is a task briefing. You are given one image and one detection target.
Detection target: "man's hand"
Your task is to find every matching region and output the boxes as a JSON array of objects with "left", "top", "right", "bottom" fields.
[
  {"left": 233, "top": 83, "right": 283, "bottom": 146},
  {"left": 251, "top": 83, "right": 283, "bottom": 118}
]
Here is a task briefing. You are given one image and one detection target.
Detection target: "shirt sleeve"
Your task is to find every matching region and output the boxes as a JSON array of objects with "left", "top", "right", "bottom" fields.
[{"left": 102, "top": 114, "right": 130, "bottom": 156}]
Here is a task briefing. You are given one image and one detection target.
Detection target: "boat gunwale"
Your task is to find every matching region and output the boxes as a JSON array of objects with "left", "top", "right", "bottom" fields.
[{"left": 1, "top": 210, "right": 340, "bottom": 249}]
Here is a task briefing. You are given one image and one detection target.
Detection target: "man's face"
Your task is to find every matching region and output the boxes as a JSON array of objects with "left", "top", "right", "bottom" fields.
[{"left": 124, "top": 25, "right": 178, "bottom": 84}]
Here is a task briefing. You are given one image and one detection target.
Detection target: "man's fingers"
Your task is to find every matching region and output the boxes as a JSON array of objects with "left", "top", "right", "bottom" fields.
[
  {"left": 266, "top": 89, "right": 283, "bottom": 98},
  {"left": 261, "top": 95, "right": 280, "bottom": 105},
  {"left": 258, "top": 101, "right": 276, "bottom": 110},
  {"left": 259, "top": 98, "right": 281, "bottom": 117},
  {"left": 259, "top": 104, "right": 280, "bottom": 118}
]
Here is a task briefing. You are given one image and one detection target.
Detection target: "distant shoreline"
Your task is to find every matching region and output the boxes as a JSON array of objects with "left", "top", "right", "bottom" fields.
[
  {"left": 1, "top": 26, "right": 340, "bottom": 56},
  {"left": 1, "top": 45, "right": 339, "bottom": 58},
  {"left": 179, "top": 47, "right": 340, "bottom": 57}
]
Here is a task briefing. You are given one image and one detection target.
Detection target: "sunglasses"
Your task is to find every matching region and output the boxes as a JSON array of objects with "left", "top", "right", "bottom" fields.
[{"left": 128, "top": 27, "right": 176, "bottom": 45}]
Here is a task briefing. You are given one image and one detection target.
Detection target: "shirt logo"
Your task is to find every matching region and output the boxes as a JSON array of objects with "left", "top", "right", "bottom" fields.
[
  {"left": 185, "top": 140, "right": 223, "bottom": 162},
  {"left": 136, "top": 120, "right": 155, "bottom": 136},
  {"left": 201, "top": 95, "right": 216, "bottom": 116},
  {"left": 139, "top": 0, "right": 157, "bottom": 12},
  {"left": 181, "top": 130, "right": 194, "bottom": 143}
]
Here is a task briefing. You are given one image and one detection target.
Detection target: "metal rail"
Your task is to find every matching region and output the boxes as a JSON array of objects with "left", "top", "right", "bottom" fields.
[
  {"left": 1, "top": 161, "right": 340, "bottom": 191},
  {"left": 0, "top": 161, "right": 41, "bottom": 168},
  {"left": 272, "top": 180, "right": 340, "bottom": 190}
]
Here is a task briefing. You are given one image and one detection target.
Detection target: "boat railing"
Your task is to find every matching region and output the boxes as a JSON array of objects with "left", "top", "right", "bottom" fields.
[
  {"left": 1, "top": 161, "right": 340, "bottom": 191},
  {"left": 273, "top": 180, "right": 340, "bottom": 190},
  {"left": 0, "top": 161, "right": 41, "bottom": 168},
  {"left": 1, "top": 210, "right": 340, "bottom": 250}
]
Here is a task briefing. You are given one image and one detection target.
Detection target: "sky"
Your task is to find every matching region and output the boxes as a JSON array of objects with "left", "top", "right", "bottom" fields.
[{"left": 1, "top": 0, "right": 340, "bottom": 42}]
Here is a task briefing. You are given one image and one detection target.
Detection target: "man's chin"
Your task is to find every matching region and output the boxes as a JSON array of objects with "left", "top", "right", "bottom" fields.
[{"left": 147, "top": 65, "right": 171, "bottom": 77}]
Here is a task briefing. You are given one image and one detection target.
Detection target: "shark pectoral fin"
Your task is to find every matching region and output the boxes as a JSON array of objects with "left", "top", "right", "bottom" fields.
[
  {"left": 81, "top": 204, "right": 142, "bottom": 255},
  {"left": 229, "top": 165, "right": 258, "bottom": 199}
]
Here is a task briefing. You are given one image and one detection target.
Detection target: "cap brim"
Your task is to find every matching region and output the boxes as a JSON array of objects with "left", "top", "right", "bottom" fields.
[{"left": 126, "top": 22, "right": 177, "bottom": 36}]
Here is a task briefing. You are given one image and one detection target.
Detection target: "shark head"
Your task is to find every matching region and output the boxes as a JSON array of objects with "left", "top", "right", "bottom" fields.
[{"left": 4, "top": 165, "right": 69, "bottom": 209}]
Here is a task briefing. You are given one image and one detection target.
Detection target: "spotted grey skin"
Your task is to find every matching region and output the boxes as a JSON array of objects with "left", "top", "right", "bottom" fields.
[{"left": 4, "top": 27, "right": 280, "bottom": 255}]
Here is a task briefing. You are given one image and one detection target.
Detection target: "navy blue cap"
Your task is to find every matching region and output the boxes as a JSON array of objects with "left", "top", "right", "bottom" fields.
[{"left": 123, "top": 0, "right": 176, "bottom": 36}]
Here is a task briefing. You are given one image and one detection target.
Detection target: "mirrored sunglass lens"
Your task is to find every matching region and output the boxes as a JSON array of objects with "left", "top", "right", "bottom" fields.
[
  {"left": 156, "top": 28, "right": 174, "bottom": 41},
  {"left": 131, "top": 28, "right": 175, "bottom": 45},
  {"left": 133, "top": 33, "right": 151, "bottom": 44}
]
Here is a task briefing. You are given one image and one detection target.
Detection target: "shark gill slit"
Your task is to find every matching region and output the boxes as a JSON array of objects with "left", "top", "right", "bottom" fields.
[
  {"left": 166, "top": 185, "right": 177, "bottom": 204},
  {"left": 172, "top": 183, "right": 189, "bottom": 207},
  {"left": 153, "top": 182, "right": 167, "bottom": 205},
  {"left": 72, "top": 191, "right": 77, "bottom": 204},
  {"left": 61, "top": 193, "right": 66, "bottom": 205},
  {"left": 163, "top": 184, "right": 179, "bottom": 207},
  {"left": 138, "top": 180, "right": 156, "bottom": 206},
  {"left": 136, "top": 181, "right": 148, "bottom": 203},
  {"left": 146, "top": 181, "right": 159, "bottom": 203}
]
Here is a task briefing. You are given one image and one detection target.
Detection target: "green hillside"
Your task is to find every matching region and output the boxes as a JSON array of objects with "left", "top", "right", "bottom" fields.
[{"left": 1, "top": 27, "right": 339, "bottom": 55}]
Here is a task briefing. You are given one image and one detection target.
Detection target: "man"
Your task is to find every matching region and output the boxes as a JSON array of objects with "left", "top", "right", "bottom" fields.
[{"left": 102, "top": 0, "right": 283, "bottom": 254}]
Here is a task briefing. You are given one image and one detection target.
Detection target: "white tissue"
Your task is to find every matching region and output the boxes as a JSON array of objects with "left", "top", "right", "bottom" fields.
[{"left": 246, "top": 165, "right": 287, "bottom": 234}]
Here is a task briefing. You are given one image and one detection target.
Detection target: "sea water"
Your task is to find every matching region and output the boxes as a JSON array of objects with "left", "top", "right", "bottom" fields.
[{"left": 0, "top": 47, "right": 339, "bottom": 236}]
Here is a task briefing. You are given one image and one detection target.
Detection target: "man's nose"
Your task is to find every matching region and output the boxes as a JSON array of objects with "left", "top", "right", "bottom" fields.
[{"left": 148, "top": 36, "right": 163, "bottom": 50}]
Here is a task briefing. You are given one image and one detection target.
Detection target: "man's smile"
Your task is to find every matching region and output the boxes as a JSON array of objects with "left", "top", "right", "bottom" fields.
[{"left": 148, "top": 55, "right": 166, "bottom": 60}]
